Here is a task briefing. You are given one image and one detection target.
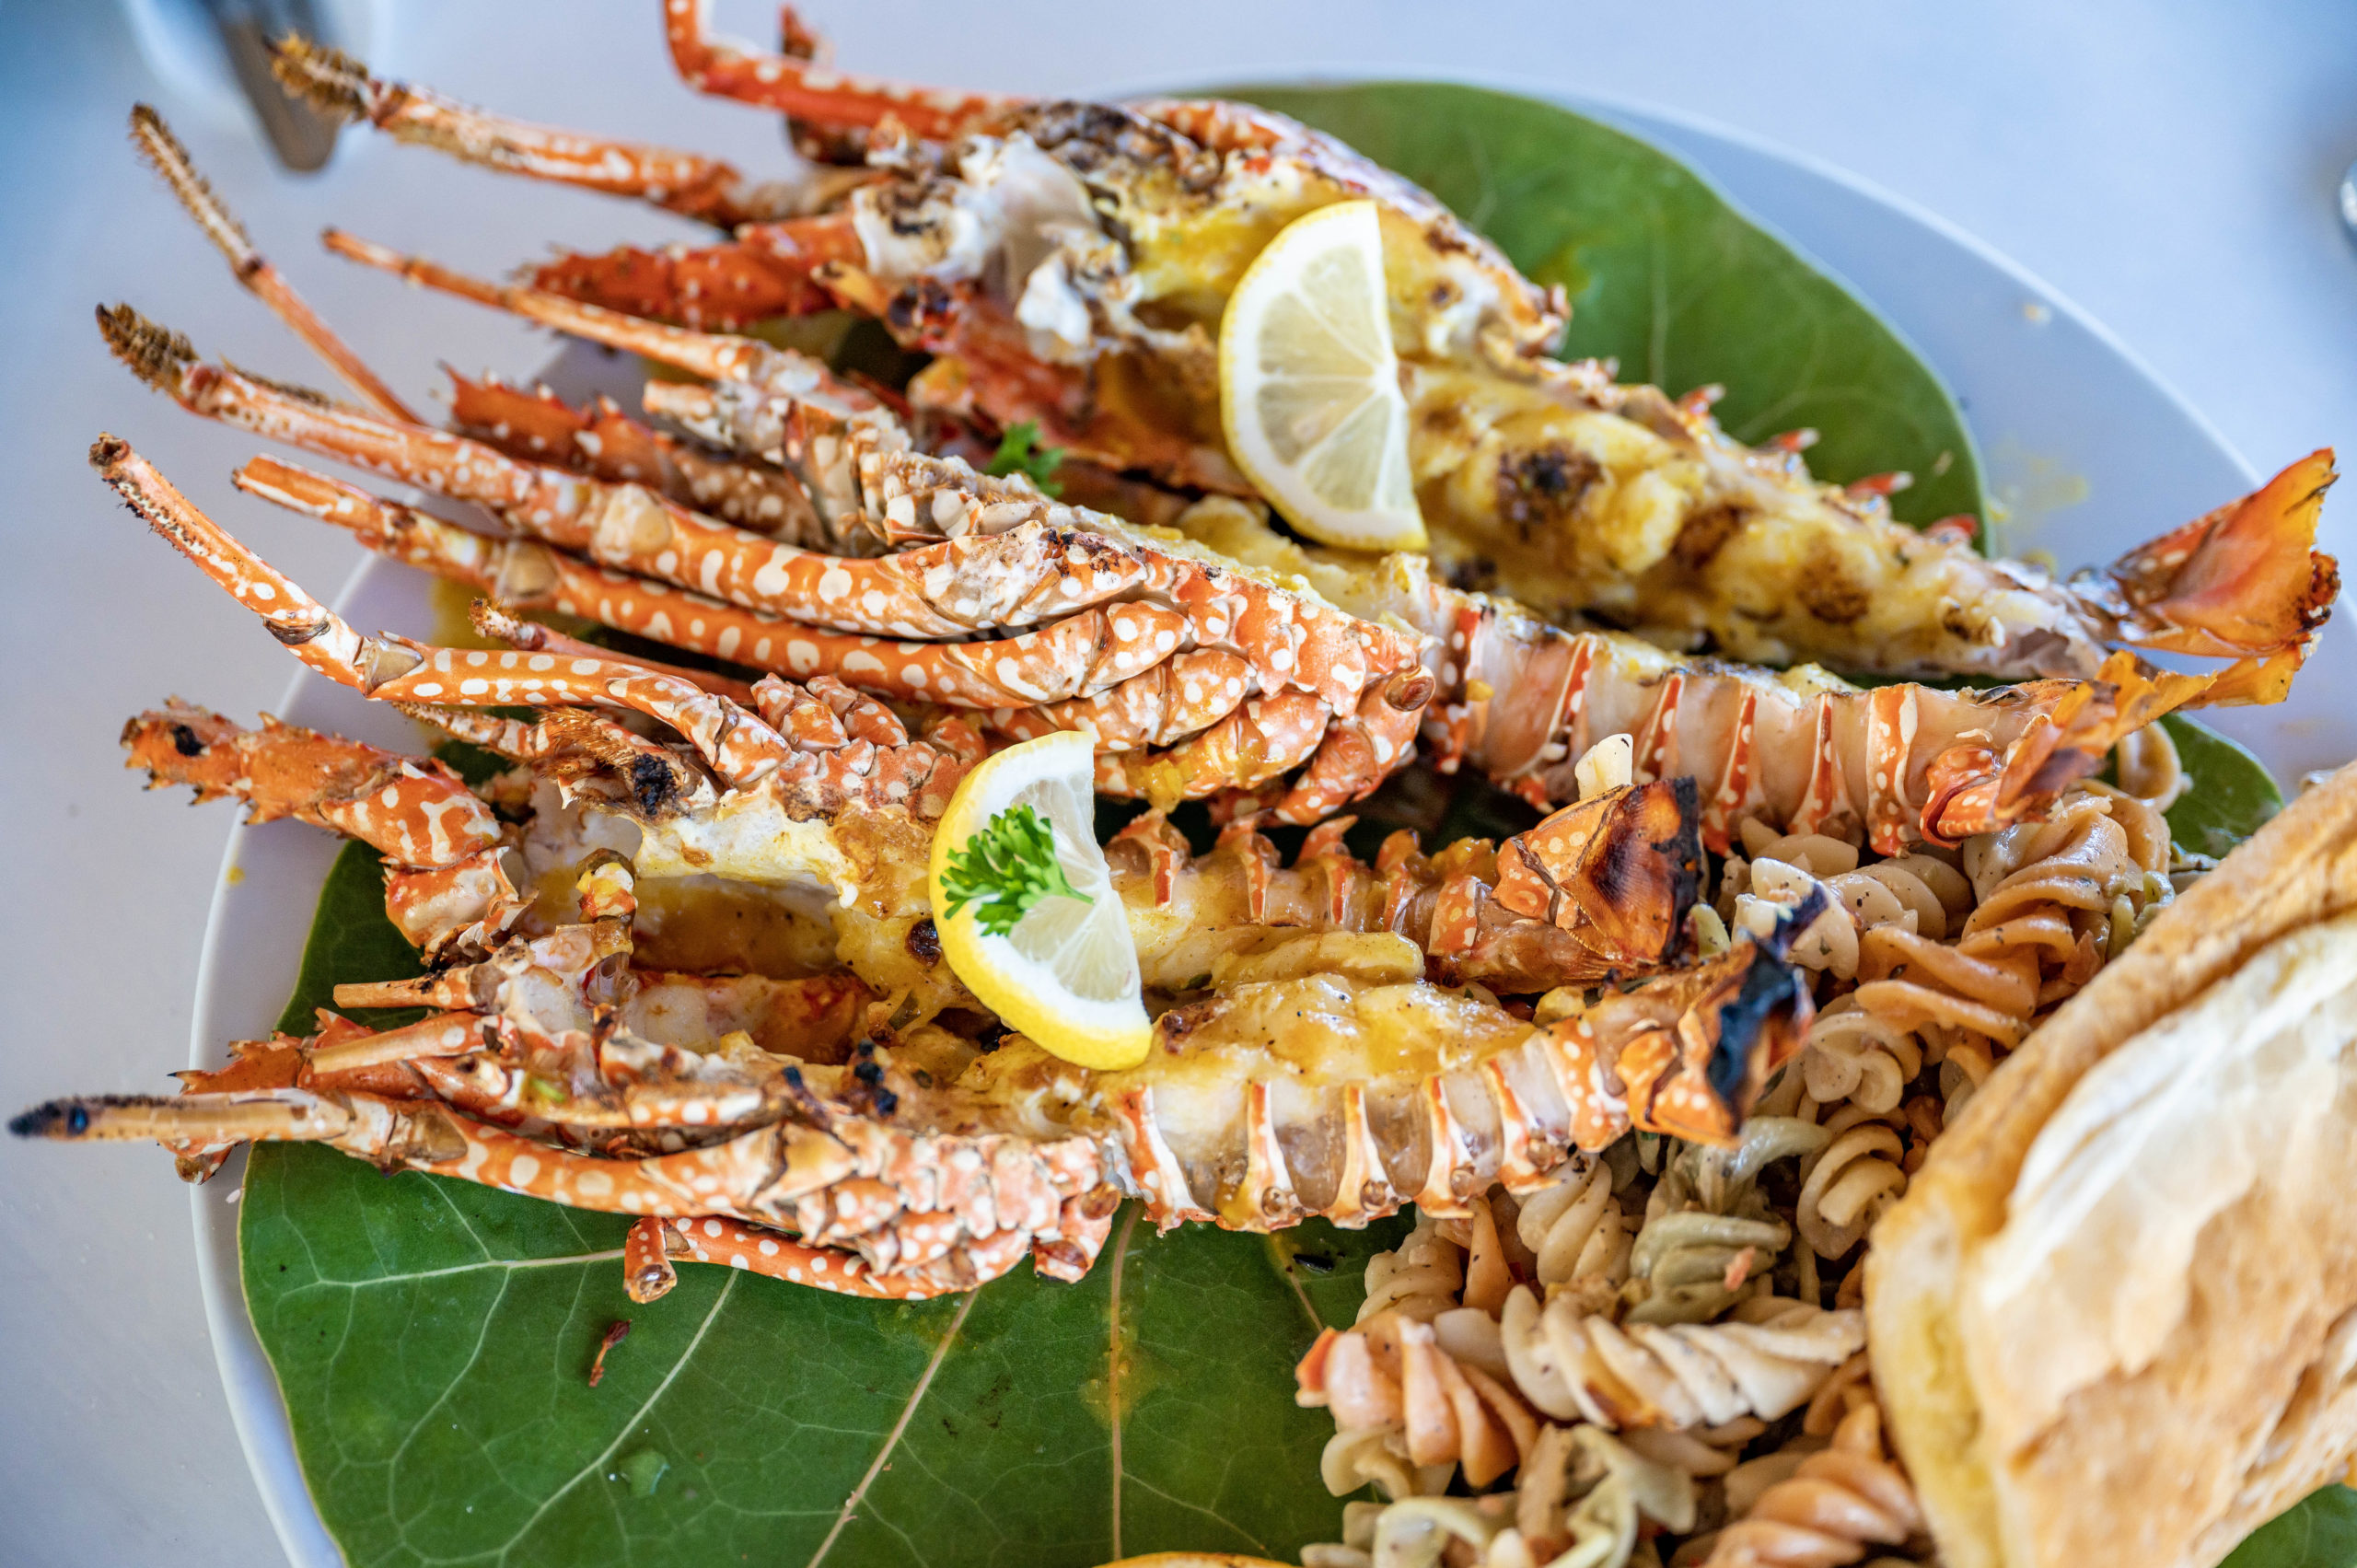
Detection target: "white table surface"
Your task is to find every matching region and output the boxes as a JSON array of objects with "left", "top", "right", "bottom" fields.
[{"left": 2, "top": 3, "right": 2351, "bottom": 1562}]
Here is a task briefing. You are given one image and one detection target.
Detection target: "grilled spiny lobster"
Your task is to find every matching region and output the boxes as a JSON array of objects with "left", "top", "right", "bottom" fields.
[
  {"left": 266, "top": 2, "right": 2336, "bottom": 684},
  {"left": 20, "top": 438, "right": 1836, "bottom": 1301},
  {"left": 99, "top": 282, "right": 2246, "bottom": 853}
]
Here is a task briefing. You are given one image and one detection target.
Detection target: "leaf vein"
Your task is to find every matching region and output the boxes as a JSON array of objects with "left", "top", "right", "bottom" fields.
[
  {"left": 295, "top": 1248, "right": 628, "bottom": 1290},
  {"left": 492, "top": 1271, "right": 737, "bottom": 1563},
  {"left": 804, "top": 1287, "right": 981, "bottom": 1568}
]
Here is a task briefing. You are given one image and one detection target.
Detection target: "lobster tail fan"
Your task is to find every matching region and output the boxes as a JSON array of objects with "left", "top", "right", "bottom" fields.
[{"left": 2094, "top": 447, "right": 2339, "bottom": 668}]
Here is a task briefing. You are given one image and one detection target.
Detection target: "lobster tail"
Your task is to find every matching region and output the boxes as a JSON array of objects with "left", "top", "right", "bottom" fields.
[
  {"left": 2092, "top": 448, "right": 2338, "bottom": 668},
  {"left": 1104, "top": 918, "right": 1819, "bottom": 1230}
]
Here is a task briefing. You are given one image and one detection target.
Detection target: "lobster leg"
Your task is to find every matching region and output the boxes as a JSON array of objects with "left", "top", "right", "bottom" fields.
[
  {"left": 122, "top": 701, "right": 500, "bottom": 869},
  {"left": 269, "top": 33, "right": 863, "bottom": 227},
  {"left": 325, "top": 228, "right": 867, "bottom": 395},
  {"left": 527, "top": 216, "right": 865, "bottom": 331},
  {"left": 447, "top": 372, "right": 825, "bottom": 540},
  {"left": 100, "top": 308, "right": 1157, "bottom": 641},
  {"left": 13, "top": 1087, "right": 1109, "bottom": 1284},
  {"left": 236, "top": 456, "right": 1202, "bottom": 708},
  {"left": 95, "top": 436, "right": 806, "bottom": 791},
  {"left": 129, "top": 106, "right": 416, "bottom": 424},
  {"left": 663, "top": 0, "right": 1016, "bottom": 139},
  {"left": 634, "top": 1214, "right": 1001, "bottom": 1301},
  {"left": 467, "top": 601, "right": 760, "bottom": 708}
]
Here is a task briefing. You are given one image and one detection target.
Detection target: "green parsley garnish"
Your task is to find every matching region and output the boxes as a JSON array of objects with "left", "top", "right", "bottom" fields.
[
  {"left": 938, "top": 805, "right": 1089, "bottom": 935},
  {"left": 983, "top": 420, "right": 1066, "bottom": 496}
]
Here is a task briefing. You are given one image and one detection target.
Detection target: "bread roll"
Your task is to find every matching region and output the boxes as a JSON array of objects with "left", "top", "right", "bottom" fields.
[{"left": 1867, "top": 761, "right": 2357, "bottom": 1568}]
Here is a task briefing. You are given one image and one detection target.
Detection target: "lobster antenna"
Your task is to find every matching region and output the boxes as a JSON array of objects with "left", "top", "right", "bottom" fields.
[
  {"left": 95, "top": 303, "right": 195, "bottom": 392},
  {"left": 127, "top": 105, "right": 418, "bottom": 422},
  {"left": 267, "top": 34, "right": 373, "bottom": 122}
]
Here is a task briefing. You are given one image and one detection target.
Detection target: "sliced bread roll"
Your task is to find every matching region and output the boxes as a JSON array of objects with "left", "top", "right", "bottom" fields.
[{"left": 1868, "top": 761, "right": 2357, "bottom": 1568}]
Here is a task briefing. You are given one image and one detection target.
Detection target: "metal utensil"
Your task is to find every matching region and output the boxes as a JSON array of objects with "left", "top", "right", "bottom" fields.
[
  {"left": 2340, "top": 158, "right": 2357, "bottom": 250},
  {"left": 198, "top": 0, "right": 338, "bottom": 171}
]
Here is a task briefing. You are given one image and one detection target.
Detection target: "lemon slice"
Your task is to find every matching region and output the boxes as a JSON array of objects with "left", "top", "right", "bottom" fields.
[
  {"left": 928, "top": 731, "right": 1149, "bottom": 1069},
  {"left": 1218, "top": 199, "right": 1426, "bottom": 552}
]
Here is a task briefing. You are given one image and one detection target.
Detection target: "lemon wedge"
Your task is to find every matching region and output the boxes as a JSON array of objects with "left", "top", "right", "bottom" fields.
[
  {"left": 1218, "top": 199, "right": 1426, "bottom": 552},
  {"left": 928, "top": 731, "right": 1149, "bottom": 1069}
]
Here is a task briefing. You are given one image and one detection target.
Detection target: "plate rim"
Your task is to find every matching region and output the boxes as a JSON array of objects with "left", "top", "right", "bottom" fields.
[{"left": 184, "top": 81, "right": 2263, "bottom": 1568}]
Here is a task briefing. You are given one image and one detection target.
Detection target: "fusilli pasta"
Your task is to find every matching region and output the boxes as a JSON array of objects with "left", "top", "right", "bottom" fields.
[
  {"left": 1515, "top": 1157, "right": 1636, "bottom": 1304},
  {"left": 1306, "top": 1422, "right": 1695, "bottom": 1568},
  {"left": 1360, "top": 1216, "right": 1468, "bottom": 1323},
  {"left": 1626, "top": 1120, "right": 1826, "bottom": 1323},
  {"left": 1303, "top": 1309, "right": 1542, "bottom": 1490},
  {"left": 1289, "top": 779, "right": 2179, "bottom": 1568},
  {"left": 1793, "top": 1108, "right": 1907, "bottom": 1259},
  {"left": 1498, "top": 1286, "right": 1865, "bottom": 1432},
  {"left": 1691, "top": 1397, "right": 1926, "bottom": 1567}
]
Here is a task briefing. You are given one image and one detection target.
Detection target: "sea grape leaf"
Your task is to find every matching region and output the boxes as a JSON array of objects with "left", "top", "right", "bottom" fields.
[
  {"left": 246, "top": 842, "right": 1410, "bottom": 1566},
  {"left": 2221, "top": 1486, "right": 2357, "bottom": 1568},
  {"left": 2161, "top": 714, "right": 2284, "bottom": 858},
  {"left": 1230, "top": 83, "right": 1986, "bottom": 528}
]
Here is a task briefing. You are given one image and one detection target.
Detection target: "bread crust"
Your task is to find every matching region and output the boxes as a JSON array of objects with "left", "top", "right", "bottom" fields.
[{"left": 1866, "top": 761, "right": 2357, "bottom": 1568}]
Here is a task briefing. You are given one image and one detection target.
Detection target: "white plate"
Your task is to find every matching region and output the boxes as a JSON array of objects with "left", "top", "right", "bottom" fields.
[{"left": 189, "top": 93, "right": 2345, "bottom": 1568}]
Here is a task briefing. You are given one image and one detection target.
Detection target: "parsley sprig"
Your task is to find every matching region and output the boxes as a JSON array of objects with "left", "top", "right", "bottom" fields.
[
  {"left": 939, "top": 805, "right": 1088, "bottom": 935},
  {"left": 983, "top": 420, "right": 1065, "bottom": 496}
]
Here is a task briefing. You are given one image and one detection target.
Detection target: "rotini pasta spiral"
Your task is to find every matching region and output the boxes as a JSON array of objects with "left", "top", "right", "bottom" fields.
[
  {"left": 1625, "top": 1120, "right": 1827, "bottom": 1324},
  {"left": 1317, "top": 1423, "right": 1449, "bottom": 1506},
  {"left": 1793, "top": 1108, "right": 1907, "bottom": 1259},
  {"left": 1794, "top": 997, "right": 1920, "bottom": 1117},
  {"left": 1515, "top": 1157, "right": 1635, "bottom": 1305},
  {"left": 1498, "top": 1286, "right": 1866, "bottom": 1432},
  {"left": 1359, "top": 1217, "right": 1468, "bottom": 1323},
  {"left": 2111, "top": 720, "right": 2189, "bottom": 811},
  {"left": 1731, "top": 849, "right": 1966, "bottom": 1119},
  {"left": 1859, "top": 791, "right": 2165, "bottom": 1048},
  {"left": 1302, "top": 1309, "right": 1542, "bottom": 1490},
  {"left": 1694, "top": 1398, "right": 1925, "bottom": 1567},
  {"left": 1306, "top": 1422, "right": 1697, "bottom": 1568}
]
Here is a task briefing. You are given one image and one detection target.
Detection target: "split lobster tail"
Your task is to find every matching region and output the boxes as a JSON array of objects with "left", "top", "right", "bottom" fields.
[{"left": 2091, "top": 448, "right": 2339, "bottom": 681}]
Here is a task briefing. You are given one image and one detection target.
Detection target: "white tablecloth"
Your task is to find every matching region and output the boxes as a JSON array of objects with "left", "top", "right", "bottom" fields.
[{"left": 1, "top": 3, "right": 2351, "bottom": 1560}]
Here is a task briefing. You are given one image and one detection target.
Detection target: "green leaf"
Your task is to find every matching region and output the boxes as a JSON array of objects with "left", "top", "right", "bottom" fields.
[
  {"left": 1228, "top": 83, "right": 1986, "bottom": 528},
  {"left": 2162, "top": 714, "right": 2284, "bottom": 859},
  {"left": 984, "top": 419, "right": 1067, "bottom": 496},
  {"left": 246, "top": 852, "right": 1407, "bottom": 1566},
  {"left": 272, "top": 838, "right": 433, "bottom": 1036},
  {"left": 939, "top": 804, "right": 1088, "bottom": 935},
  {"left": 2221, "top": 1487, "right": 2357, "bottom": 1568}
]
